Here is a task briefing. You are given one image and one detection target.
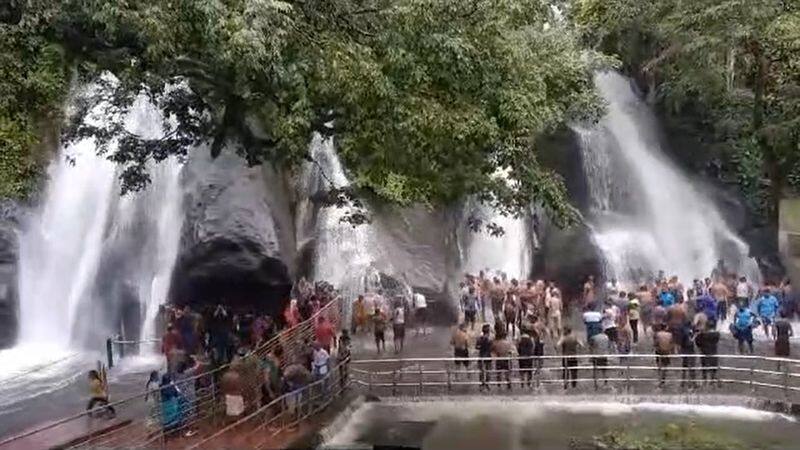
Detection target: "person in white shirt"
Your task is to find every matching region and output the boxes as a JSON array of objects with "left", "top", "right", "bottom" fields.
[
  {"left": 735, "top": 276, "right": 752, "bottom": 308},
  {"left": 393, "top": 299, "right": 406, "bottom": 353},
  {"left": 602, "top": 300, "right": 620, "bottom": 348},
  {"left": 413, "top": 292, "right": 428, "bottom": 335}
]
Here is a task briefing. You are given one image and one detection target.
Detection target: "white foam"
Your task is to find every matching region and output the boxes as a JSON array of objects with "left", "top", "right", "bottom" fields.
[{"left": 324, "top": 399, "right": 795, "bottom": 446}]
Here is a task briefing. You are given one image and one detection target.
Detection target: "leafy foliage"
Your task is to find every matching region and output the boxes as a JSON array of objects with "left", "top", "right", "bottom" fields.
[
  {"left": 591, "top": 422, "right": 747, "bottom": 450},
  {"left": 0, "top": 0, "right": 70, "bottom": 198},
  {"left": 572, "top": 0, "right": 800, "bottom": 222},
  {"left": 0, "top": 0, "right": 603, "bottom": 225}
]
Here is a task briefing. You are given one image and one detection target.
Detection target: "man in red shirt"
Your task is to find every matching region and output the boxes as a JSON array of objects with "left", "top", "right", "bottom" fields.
[
  {"left": 314, "top": 316, "right": 336, "bottom": 353},
  {"left": 161, "top": 325, "right": 184, "bottom": 373}
]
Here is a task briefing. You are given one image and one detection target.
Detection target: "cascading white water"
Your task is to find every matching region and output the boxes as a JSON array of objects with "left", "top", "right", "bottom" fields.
[
  {"left": 299, "top": 134, "right": 386, "bottom": 322},
  {"left": 17, "top": 96, "right": 184, "bottom": 349},
  {"left": 575, "top": 72, "right": 760, "bottom": 286},
  {"left": 460, "top": 169, "right": 532, "bottom": 281}
]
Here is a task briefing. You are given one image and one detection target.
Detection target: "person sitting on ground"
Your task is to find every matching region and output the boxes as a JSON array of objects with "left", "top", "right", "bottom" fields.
[{"left": 87, "top": 370, "right": 116, "bottom": 418}]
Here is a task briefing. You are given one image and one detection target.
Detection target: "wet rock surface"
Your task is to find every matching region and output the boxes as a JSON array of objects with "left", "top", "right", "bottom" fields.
[
  {"left": 170, "top": 152, "right": 293, "bottom": 315},
  {"left": 0, "top": 200, "right": 21, "bottom": 349}
]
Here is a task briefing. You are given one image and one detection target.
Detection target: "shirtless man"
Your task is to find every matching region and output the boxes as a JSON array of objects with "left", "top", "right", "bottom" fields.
[
  {"left": 520, "top": 281, "right": 537, "bottom": 319},
  {"left": 547, "top": 289, "right": 563, "bottom": 340},
  {"left": 583, "top": 275, "right": 596, "bottom": 308},
  {"left": 489, "top": 278, "right": 506, "bottom": 321},
  {"left": 654, "top": 324, "right": 675, "bottom": 386},
  {"left": 478, "top": 270, "right": 491, "bottom": 322},
  {"left": 710, "top": 278, "right": 731, "bottom": 323},
  {"left": 503, "top": 293, "right": 519, "bottom": 339},
  {"left": 637, "top": 285, "right": 655, "bottom": 337}
]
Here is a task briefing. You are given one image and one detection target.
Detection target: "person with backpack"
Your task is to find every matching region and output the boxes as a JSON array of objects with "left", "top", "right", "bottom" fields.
[{"left": 732, "top": 304, "right": 755, "bottom": 354}]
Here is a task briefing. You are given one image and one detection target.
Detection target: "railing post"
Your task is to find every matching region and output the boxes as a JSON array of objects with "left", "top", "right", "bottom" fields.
[
  {"left": 625, "top": 355, "right": 631, "bottom": 393},
  {"left": 418, "top": 364, "right": 423, "bottom": 397},
  {"left": 446, "top": 365, "right": 452, "bottom": 393},
  {"left": 749, "top": 359, "right": 755, "bottom": 393},
  {"left": 783, "top": 363, "right": 790, "bottom": 404},
  {"left": 118, "top": 335, "right": 125, "bottom": 360},
  {"left": 392, "top": 370, "right": 398, "bottom": 396},
  {"left": 592, "top": 359, "right": 598, "bottom": 391},
  {"left": 106, "top": 338, "right": 114, "bottom": 369},
  {"left": 368, "top": 370, "right": 373, "bottom": 394}
]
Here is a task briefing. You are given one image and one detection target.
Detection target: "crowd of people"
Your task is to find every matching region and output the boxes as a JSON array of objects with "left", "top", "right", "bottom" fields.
[
  {"left": 97, "top": 278, "right": 350, "bottom": 436},
  {"left": 84, "top": 263, "right": 798, "bottom": 432},
  {"left": 351, "top": 289, "right": 429, "bottom": 354},
  {"left": 449, "top": 264, "right": 796, "bottom": 390}
]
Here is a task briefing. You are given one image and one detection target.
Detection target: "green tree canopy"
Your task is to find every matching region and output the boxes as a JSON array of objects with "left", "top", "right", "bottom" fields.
[
  {"left": 1, "top": 0, "right": 605, "bottom": 226},
  {"left": 572, "top": 0, "right": 800, "bottom": 223}
]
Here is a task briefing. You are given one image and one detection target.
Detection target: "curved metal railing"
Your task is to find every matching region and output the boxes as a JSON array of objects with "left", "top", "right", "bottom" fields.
[
  {"left": 348, "top": 354, "right": 800, "bottom": 404},
  {"left": 0, "top": 298, "right": 343, "bottom": 450}
]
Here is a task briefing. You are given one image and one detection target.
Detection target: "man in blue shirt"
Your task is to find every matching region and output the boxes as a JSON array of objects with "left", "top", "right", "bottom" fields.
[
  {"left": 732, "top": 305, "right": 755, "bottom": 354},
  {"left": 696, "top": 291, "right": 718, "bottom": 329},
  {"left": 756, "top": 288, "right": 780, "bottom": 339},
  {"left": 659, "top": 287, "right": 675, "bottom": 308}
]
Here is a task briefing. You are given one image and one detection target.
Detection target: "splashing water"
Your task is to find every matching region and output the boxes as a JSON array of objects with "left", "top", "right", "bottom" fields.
[
  {"left": 298, "top": 134, "right": 387, "bottom": 324},
  {"left": 574, "top": 72, "right": 760, "bottom": 287},
  {"left": 16, "top": 95, "right": 184, "bottom": 350},
  {"left": 460, "top": 170, "right": 532, "bottom": 282}
]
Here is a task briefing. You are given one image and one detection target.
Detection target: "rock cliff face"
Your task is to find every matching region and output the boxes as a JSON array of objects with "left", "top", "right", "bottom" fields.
[
  {"left": 168, "top": 152, "right": 294, "bottom": 317},
  {"left": 0, "top": 201, "right": 19, "bottom": 348}
]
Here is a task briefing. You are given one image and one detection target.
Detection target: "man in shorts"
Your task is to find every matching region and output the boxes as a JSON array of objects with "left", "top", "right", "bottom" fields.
[
  {"left": 413, "top": 291, "right": 428, "bottom": 335},
  {"left": 654, "top": 324, "right": 674, "bottom": 386},
  {"left": 372, "top": 307, "right": 387, "bottom": 354},
  {"left": 450, "top": 323, "right": 470, "bottom": 379},
  {"left": 475, "top": 324, "right": 493, "bottom": 391},
  {"left": 392, "top": 299, "right": 406, "bottom": 354},
  {"left": 462, "top": 286, "right": 480, "bottom": 330}
]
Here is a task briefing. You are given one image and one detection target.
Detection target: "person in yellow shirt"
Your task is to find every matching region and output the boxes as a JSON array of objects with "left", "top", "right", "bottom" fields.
[{"left": 87, "top": 370, "right": 116, "bottom": 418}]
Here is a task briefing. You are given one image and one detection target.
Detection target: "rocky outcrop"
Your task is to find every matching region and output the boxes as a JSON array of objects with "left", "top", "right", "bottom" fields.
[
  {"left": 0, "top": 200, "right": 21, "bottom": 348},
  {"left": 169, "top": 151, "right": 294, "bottom": 316}
]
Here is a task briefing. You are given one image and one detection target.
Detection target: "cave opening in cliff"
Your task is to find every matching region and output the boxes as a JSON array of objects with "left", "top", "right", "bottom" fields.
[{"left": 168, "top": 253, "right": 292, "bottom": 321}]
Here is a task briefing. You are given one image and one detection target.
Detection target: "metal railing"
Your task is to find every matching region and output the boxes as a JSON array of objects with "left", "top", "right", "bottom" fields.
[
  {"left": 349, "top": 354, "right": 800, "bottom": 404},
  {"left": 186, "top": 359, "right": 351, "bottom": 450},
  {"left": 0, "top": 298, "right": 343, "bottom": 450}
]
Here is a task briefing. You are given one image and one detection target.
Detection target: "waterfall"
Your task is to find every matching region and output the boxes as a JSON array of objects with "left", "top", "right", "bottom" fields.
[
  {"left": 574, "top": 72, "right": 759, "bottom": 286},
  {"left": 17, "top": 96, "right": 184, "bottom": 349},
  {"left": 460, "top": 170, "right": 532, "bottom": 281},
  {"left": 299, "top": 134, "right": 385, "bottom": 323}
]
